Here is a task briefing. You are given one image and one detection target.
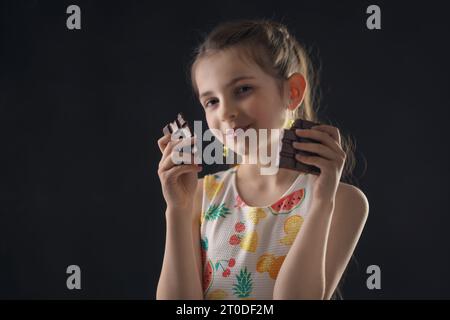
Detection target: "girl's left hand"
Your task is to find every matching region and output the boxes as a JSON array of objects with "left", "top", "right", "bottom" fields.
[{"left": 292, "top": 124, "right": 346, "bottom": 204}]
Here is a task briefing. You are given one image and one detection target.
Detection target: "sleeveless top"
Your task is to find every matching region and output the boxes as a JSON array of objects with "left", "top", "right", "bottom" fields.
[{"left": 199, "top": 165, "right": 315, "bottom": 300}]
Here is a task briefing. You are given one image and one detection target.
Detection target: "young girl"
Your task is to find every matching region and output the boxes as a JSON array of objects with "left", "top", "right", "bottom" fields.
[{"left": 156, "top": 19, "right": 369, "bottom": 300}]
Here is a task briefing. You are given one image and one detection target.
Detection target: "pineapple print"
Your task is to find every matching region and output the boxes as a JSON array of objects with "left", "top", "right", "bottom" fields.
[
  {"left": 204, "top": 203, "right": 231, "bottom": 221},
  {"left": 204, "top": 174, "right": 224, "bottom": 200},
  {"left": 279, "top": 215, "right": 304, "bottom": 245},
  {"left": 247, "top": 207, "right": 266, "bottom": 225},
  {"left": 232, "top": 267, "right": 253, "bottom": 299}
]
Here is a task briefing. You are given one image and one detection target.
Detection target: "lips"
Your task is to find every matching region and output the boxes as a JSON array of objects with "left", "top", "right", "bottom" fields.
[
  {"left": 234, "top": 124, "right": 251, "bottom": 132},
  {"left": 225, "top": 124, "right": 252, "bottom": 137}
]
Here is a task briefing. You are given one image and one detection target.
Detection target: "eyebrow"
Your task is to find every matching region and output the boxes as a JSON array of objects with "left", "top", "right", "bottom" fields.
[{"left": 199, "top": 76, "right": 255, "bottom": 99}]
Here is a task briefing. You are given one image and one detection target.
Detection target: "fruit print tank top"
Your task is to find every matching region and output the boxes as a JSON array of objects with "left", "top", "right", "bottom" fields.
[{"left": 199, "top": 165, "right": 315, "bottom": 300}]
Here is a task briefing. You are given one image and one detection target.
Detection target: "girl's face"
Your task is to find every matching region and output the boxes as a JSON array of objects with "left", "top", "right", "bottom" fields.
[{"left": 194, "top": 47, "right": 288, "bottom": 156}]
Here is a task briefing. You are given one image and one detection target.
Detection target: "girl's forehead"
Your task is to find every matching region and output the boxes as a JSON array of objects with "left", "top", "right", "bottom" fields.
[
  {"left": 195, "top": 48, "right": 265, "bottom": 90},
  {"left": 197, "top": 49, "right": 253, "bottom": 74}
]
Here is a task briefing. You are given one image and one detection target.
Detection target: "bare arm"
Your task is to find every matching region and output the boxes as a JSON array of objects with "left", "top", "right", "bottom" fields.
[
  {"left": 273, "top": 197, "right": 334, "bottom": 299},
  {"left": 156, "top": 179, "right": 204, "bottom": 300},
  {"left": 323, "top": 185, "right": 369, "bottom": 299},
  {"left": 273, "top": 184, "right": 369, "bottom": 300}
]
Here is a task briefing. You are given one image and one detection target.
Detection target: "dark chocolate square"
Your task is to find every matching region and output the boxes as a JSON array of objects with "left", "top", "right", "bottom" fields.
[
  {"left": 279, "top": 156, "right": 296, "bottom": 168},
  {"left": 162, "top": 113, "right": 197, "bottom": 165},
  {"left": 278, "top": 118, "right": 322, "bottom": 175},
  {"left": 281, "top": 129, "right": 297, "bottom": 141},
  {"left": 281, "top": 140, "right": 296, "bottom": 154}
]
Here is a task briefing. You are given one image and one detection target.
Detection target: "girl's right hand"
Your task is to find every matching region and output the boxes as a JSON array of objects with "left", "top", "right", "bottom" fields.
[{"left": 157, "top": 134, "right": 202, "bottom": 212}]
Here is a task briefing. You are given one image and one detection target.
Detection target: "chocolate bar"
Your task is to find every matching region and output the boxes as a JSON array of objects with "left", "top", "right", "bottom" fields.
[
  {"left": 278, "top": 118, "right": 322, "bottom": 175},
  {"left": 163, "top": 113, "right": 192, "bottom": 139},
  {"left": 162, "top": 113, "right": 197, "bottom": 164}
]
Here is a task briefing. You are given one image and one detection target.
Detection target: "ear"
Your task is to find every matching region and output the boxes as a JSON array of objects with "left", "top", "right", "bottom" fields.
[{"left": 286, "top": 73, "right": 307, "bottom": 111}]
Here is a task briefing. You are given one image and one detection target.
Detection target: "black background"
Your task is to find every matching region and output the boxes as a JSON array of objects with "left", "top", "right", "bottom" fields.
[{"left": 1, "top": 0, "right": 449, "bottom": 299}]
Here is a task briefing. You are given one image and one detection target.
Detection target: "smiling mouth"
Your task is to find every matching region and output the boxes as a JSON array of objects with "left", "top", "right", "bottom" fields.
[{"left": 225, "top": 124, "right": 252, "bottom": 137}]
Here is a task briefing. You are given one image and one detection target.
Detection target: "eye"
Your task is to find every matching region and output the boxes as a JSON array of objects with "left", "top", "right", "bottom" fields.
[
  {"left": 205, "top": 98, "right": 218, "bottom": 108},
  {"left": 236, "top": 85, "right": 253, "bottom": 95}
]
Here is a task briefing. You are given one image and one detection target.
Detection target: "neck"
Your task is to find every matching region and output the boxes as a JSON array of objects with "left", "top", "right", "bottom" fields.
[{"left": 235, "top": 163, "right": 301, "bottom": 188}]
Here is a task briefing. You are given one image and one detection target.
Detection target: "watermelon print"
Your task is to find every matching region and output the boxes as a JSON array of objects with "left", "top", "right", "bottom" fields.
[
  {"left": 200, "top": 237, "right": 208, "bottom": 266},
  {"left": 268, "top": 189, "right": 305, "bottom": 215},
  {"left": 200, "top": 236, "right": 214, "bottom": 295},
  {"left": 203, "top": 259, "right": 214, "bottom": 295}
]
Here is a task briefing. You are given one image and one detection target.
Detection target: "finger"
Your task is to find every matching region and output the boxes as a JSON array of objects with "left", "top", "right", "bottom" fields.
[
  {"left": 159, "top": 149, "right": 197, "bottom": 172},
  {"left": 173, "top": 136, "right": 197, "bottom": 153},
  {"left": 296, "top": 128, "right": 342, "bottom": 155},
  {"left": 160, "top": 140, "right": 177, "bottom": 163},
  {"left": 295, "top": 153, "right": 329, "bottom": 171},
  {"left": 292, "top": 141, "right": 336, "bottom": 161},
  {"left": 311, "top": 124, "right": 341, "bottom": 146},
  {"left": 172, "top": 136, "right": 200, "bottom": 164},
  {"left": 157, "top": 134, "right": 172, "bottom": 153},
  {"left": 165, "top": 163, "right": 202, "bottom": 180},
  {"left": 312, "top": 125, "right": 346, "bottom": 159},
  {"left": 161, "top": 136, "right": 189, "bottom": 162},
  {"left": 158, "top": 132, "right": 195, "bottom": 154}
]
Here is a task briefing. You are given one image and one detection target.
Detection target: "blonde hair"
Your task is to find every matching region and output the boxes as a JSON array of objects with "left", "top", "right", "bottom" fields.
[{"left": 188, "top": 18, "right": 360, "bottom": 186}]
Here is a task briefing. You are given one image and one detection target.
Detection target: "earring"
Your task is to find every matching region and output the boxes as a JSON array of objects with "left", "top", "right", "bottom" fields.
[{"left": 283, "top": 118, "right": 295, "bottom": 129}]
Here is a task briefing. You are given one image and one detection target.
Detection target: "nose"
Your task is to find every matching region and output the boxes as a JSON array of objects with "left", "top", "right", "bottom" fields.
[{"left": 219, "top": 99, "right": 238, "bottom": 123}]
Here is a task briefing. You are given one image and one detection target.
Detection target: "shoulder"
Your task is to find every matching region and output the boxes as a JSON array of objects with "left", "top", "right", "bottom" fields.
[
  {"left": 196, "top": 167, "right": 230, "bottom": 193},
  {"left": 202, "top": 167, "right": 235, "bottom": 193},
  {"left": 193, "top": 168, "right": 233, "bottom": 223},
  {"left": 337, "top": 182, "right": 369, "bottom": 208},
  {"left": 335, "top": 182, "right": 369, "bottom": 222}
]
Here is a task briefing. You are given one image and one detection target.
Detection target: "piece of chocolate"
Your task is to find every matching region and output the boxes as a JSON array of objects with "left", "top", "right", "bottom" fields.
[
  {"left": 176, "top": 113, "right": 187, "bottom": 128},
  {"left": 169, "top": 122, "right": 179, "bottom": 134},
  {"left": 162, "top": 113, "right": 197, "bottom": 165},
  {"left": 281, "top": 140, "right": 296, "bottom": 154},
  {"left": 279, "top": 155, "right": 296, "bottom": 168},
  {"left": 295, "top": 160, "right": 320, "bottom": 174},
  {"left": 292, "top": 118, "right": 317, "bottom": 130},
  {"left": 280, "top": 151, "right": 296, "bottom": 158},
  {"left": 163, "top": 125, "right": 171, "bottom": 136},
  {"left": 281, "top": 129, "right": 297, "bottom": 141},
  {"left": 278, "top": 118, "right": 322, "bottom": 175}
]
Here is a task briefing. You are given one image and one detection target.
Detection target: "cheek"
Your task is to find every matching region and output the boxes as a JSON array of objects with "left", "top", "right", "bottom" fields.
[
  {"left": 252, "top": 105, "right": 280, "bottom": 126},
  {"left": 241, "top": 96, "right": 263, "bottom": 118},
  {"left": 205, "top": 116, "right": 223, "bottom": 142},
  {"left": 248, "top": 92, "right": 284, "bottom": 121},
  {"left": 205, "top": 115, "right": 218, "bottom": 130}
]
